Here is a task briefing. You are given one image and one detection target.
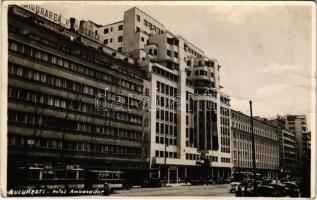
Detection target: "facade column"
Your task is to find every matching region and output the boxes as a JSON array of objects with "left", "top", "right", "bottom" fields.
[
  {"left": 167, "top": 167, "right": 170, "bottom": 183},
  {"left": 176, "top": 168, "right": 179, "bottom": 183}
]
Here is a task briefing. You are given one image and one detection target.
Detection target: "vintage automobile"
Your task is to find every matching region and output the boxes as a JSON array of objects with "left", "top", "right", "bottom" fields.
[
  {"left": 229, "top": 182, "right": 241, "bottom": 193},
  {"left": 283, "top": 182, "right": 301, "bottom": 197}
]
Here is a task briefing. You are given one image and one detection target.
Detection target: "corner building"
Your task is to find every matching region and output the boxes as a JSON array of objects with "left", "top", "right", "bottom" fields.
[
  {"left": 231, "top": 110, "right": 279, "bottom": 178},
  {"left": 97, "top": 7, "right": 233, "bottom": 182},
  {"left": 7, "top": 5, "right": 147, "bottom": 185}
]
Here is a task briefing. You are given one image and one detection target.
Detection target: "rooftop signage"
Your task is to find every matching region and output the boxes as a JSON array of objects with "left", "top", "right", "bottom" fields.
[
  {"left": 19, "top": 5, "right": 101, "bottom": 43},
  {"left": 19, "top": 5, "right": 71, "bottom": 29}
]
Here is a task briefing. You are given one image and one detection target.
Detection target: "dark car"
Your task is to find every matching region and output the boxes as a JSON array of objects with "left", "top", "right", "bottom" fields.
[
  {"left": 283, "top": 182, "right": 301, "bottom": 197},
  {"left": 141, "top": 178, "right": 162, "bottom": 188},
  {"left": 190, "top": 179, "right": 207, "bottom": 185},
  {"left": 262, "top": 178, "right": 272, "bottom": 185},
  {"left": 229, "top": 182, "right": 241, "bottom": 193},
  {"left": 207, "top": 179, "right": 215, "bottom": 185},
  {"left": 270, "top": 183, "right": 287, "bottom": 197},
  {"left": 254, "top": 185, "right": 275, "bottom": 197},
  {"left": 224, "top": 178, "right": 233, "bottom": 184},
  {"left": 215, "top": 178, "right": 225, "bottom": 184}
]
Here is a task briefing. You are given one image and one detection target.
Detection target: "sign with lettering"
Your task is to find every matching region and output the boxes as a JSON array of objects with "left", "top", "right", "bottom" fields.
[
  {"left": 19, "top": 5, "right": 100, "bottom": 43},
  {"left": 19, "top": 5, "right": 71, "bottom": 29}
]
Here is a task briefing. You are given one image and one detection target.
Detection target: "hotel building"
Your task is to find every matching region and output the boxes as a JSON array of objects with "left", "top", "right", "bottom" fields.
[
  {"left": 97, "top": 7, "right": 232, "bottom": 182},
  {"left": 231, "top": 110, "right": 279, "bottom": 178},
  {"left": 7, "top": 5, "right": 147, "bottom": 187}
]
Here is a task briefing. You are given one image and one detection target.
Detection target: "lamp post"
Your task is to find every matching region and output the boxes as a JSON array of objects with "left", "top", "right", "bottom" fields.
[{"left": 249, "top": 101, "right": 257, "bottom": 191}]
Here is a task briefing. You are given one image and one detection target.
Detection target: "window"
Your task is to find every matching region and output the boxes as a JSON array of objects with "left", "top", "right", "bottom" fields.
[
  {"left": 118, "top": 36, "right": 123, "bottom": 42},
  {"left": 104, "top": 28, "right": 108, "bottom": 34},
  {"left": 110, "top": 27, "right": 113, "bottom": 32},
  {"left": 118, "top": 25, "right": 123, "bottom": 31},
  {"left": 144, "top": 19, "right": 148, "bottom": 26},
  {"left": 136, "top": 27, "right": 140, "bottom": 32},
  {"left": 110, "top": 38, "right": 113, "bottom": 43},
  {"left": 137, "top": 15, "right": 140, "bottom": 22},
  {"left": 167, "top": 50, "right": 171, "bottom": 57},
  {"left": 118, "top": 47, "right": 122, "bottom": 53},
  {"left": 141, "top": 37, "right": 144, "bottom": 42},
  {"left": 104, "top": 39, "right": 108, "bottom": 45},
  {"left": 174, "top": 52, "right": 178, "bottom": 58}
]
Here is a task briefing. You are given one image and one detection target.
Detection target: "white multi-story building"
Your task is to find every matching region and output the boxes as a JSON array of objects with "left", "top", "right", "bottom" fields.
[
  {"left": 97, "top": 7, "right": 232, "bottom": 182},
  {"left": 231, "top": 110, "right": 280, "bottom": 178}
]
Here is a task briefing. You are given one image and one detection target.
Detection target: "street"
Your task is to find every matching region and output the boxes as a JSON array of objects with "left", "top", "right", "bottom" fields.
[{"left": 112, "top": 184, "right": 235, "bottom": 197}]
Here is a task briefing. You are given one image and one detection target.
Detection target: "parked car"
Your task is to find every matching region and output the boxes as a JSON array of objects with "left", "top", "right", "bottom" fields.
[
  {"left": 254, "top": 185, "right": 275, "bottom": 197},
  {"left": 283, "top": 182, "right": 301, "bottom": 197},
  {"left": 215, "top": 178, "right": 225, "bottom": 184},
  {"left": 262, "top": 178, "right": 272, "bottom": 185},
  {"left": 224, "top": 178, "right": 233, "bottom": 184},
  {"left": 190, "top": 179, "right": 206, "bottom": 185},
  {"left": 207, "top": 179, "right": 215, "bottom": 185},
  {"left": 140, "top": 178, "right": 163, "bottom": 188},
  {"left": 269, "top": 183, "right": 287, "bottom": 197},
  {"left": 229, "top": 182, "right": 241, "bottom": 193}
]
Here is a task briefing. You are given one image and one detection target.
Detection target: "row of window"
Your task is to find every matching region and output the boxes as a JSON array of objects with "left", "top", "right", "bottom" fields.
[
  {"left": 194, "top": 70, "right": 211, "bottom": 77},
  {"left": 221, "top": 147, "right": 230, "bottom": 153},
  {"left": 148, "top": 48, "right": 157, "bottom": 56},
  {"left": 157, "top": 96, "right": 178, "bottom": 111},
  {"left": 220, "top": 96, "right": 230, "bottom": 105},
  {"left": 155, "top": 150, "right": 177, "bottom": 158},
  {"left": 8, "top": 40, "right": 143, "bottom": 93},
  {"left": 8, "top": 135, "right": 142, "bottom": 156},
  {"left": 8, "top": 86, "right": 142, "bottom": 125},
  {"left": 196, "top": 60, "right": 215, "bottom": 68},
  {"left": 155, "top": 136, "right": 177, "bottom": 146},
  {"left": 166, "top": 49, "right": 178, "bottom": 58},
  {"left": 104, "top": 36, "right": 122, "bottom": 45},
  {"left": 8, "top": 110, "right": 143, "bottom": 140},
  {"left": 221, "top": 127, "right": 230, "bottom": 137},
  {"left": 156, "top": 122, "right": 177, "bottom": 136},
  {"left": 221, "top": 157, "right": 231, "bottom": 163},
  {"left": 142, "top": 18, "right": 163, "bottom": 34},
  {"left": 156, "top": 109, "right": 177, "bottom": 123},
  {"left": 221, "top": 136, "right": 230, "bottom": 148},
  {"left": 220, "top": 117, "right": 230, "bottom": 126},
  {"left": 8, "top": 63, "right": 141, "bottom": 109},
  {"left": 184, "top": 44, "right": 202, "bottom": 58},
  {"left": 220, "top": 107, "right": 230, "bottom": 117},
  {"left": 152, "top": 66, "right": 178, "bottom": 82},
  {"left": 232, "top": 121, "right": 277, "bottom": 140},
  {"left": 10, "top": 23, "right": 142, "bottom": 81},
  {"left": 103, "top": 24, "right": 123, "bottom": 34},
  {"left": 157, "top": 81, "right": 177, "bottom": 96}
]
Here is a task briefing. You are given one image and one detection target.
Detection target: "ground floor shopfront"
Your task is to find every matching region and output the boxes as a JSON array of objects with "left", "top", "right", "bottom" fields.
[{"left": 155, "top": 165, "right": 232, "bottom": 183}]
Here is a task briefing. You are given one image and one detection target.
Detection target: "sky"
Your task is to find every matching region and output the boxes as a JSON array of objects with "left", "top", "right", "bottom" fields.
[{"left": 37, "top": 2, "right": 315, "bottom": 129}]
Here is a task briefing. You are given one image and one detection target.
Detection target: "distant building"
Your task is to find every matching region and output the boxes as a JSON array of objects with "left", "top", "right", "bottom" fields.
[
  {"left": 268, "top": 116, "right": 297, "bottom": 176},
  {"left": 302, "top": 131, "right": 311, "bottom": 157},
  {"left": 284, "top": 114, "right": 308, "bottom": 172},
  {"left": 231, "top": 110, "right": 279, "bottom": 178}
]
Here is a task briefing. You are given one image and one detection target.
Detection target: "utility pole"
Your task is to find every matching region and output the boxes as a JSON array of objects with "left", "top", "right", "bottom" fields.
[
  {"left": 250, "top": 100, "right": 257, "bottom": 191},
  {"left": 164, "top": 131, "right": 167, "bottom": 185}
]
